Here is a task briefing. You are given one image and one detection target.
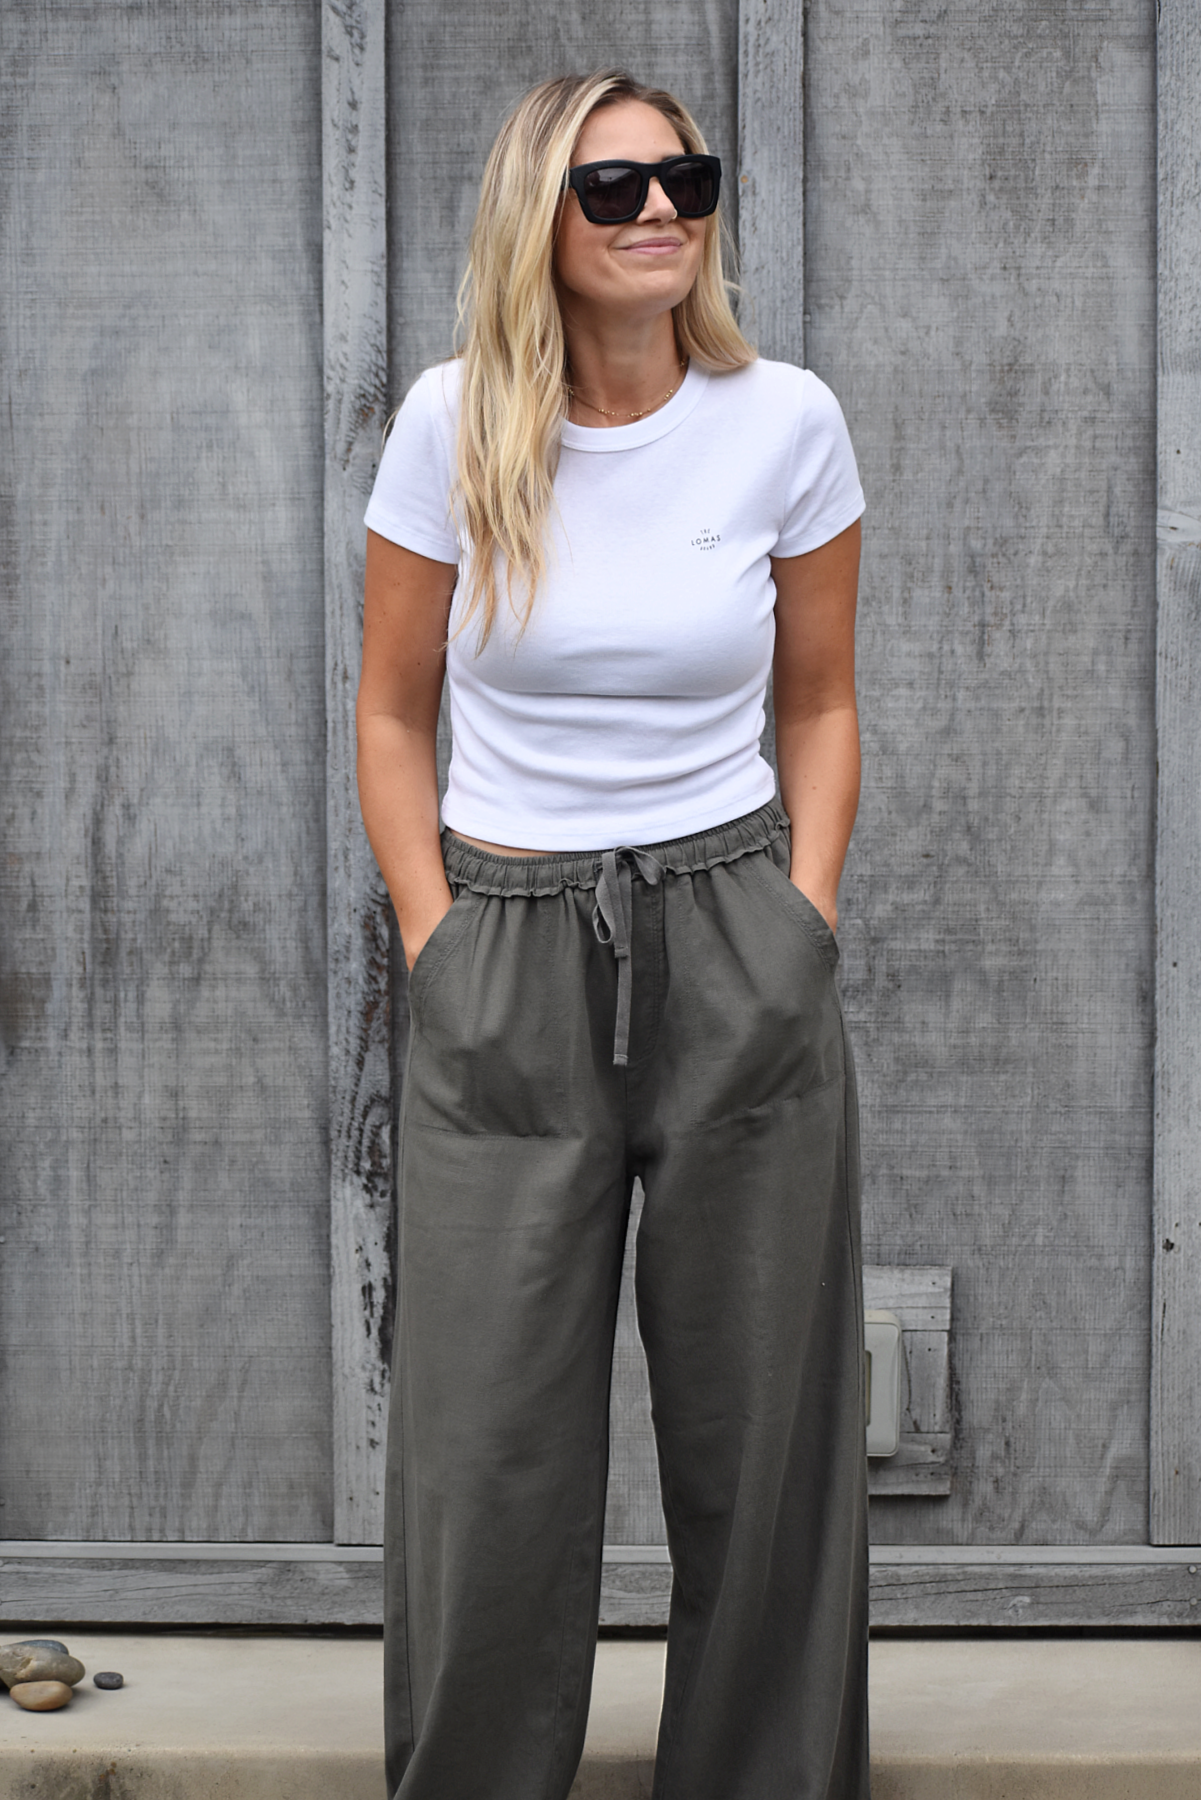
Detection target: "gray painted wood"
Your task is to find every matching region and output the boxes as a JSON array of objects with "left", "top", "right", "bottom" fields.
[
  {"left": 604, "top": 1186, "right": 662, "bottom": 1545},
  {"left": 0, "top": 0, "right": 1181, "bottom": 1620},
  {"left": 1152, "top": 0, "right": 1201, "bottom": 1546},
  {"left": 806, "top": 0, "right": 1158, "bottom": 1544},
  {"left": 323, "top": 0, "right": 393, "bottom": 1546},
  {"left": 0, "top": 1551, "right": 385, "bottom": 1628},
  {"left": 601, "top": 1548, "right": 1201, "bottom": 1628},
  {"left": 867, "top": 1553, "right": 1201, "bottom": 1631},
  {"left": 863, "top": 1266, "right": 951, "bottom": 1334},
  {"left": 737, "top": 0, "right": 806, "bottom": 364},
  {"left": 4, "top": 1541, "right": 1198, "bottom": 1628},
  {"left": 0, "top": 0, "right": 331, "bottom": 1540}
]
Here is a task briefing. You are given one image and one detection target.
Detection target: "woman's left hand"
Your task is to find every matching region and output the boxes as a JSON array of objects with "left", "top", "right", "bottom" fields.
[{"left": 794, "top": 882, "right": 838, "bottom": 934}]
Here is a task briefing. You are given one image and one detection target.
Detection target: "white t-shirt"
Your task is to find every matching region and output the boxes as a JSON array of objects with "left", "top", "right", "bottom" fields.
[{"left": 364, "top": 356, "right": 864, "bottom": 850}]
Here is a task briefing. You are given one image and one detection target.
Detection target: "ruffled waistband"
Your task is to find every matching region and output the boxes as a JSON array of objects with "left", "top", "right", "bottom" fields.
[{"left": 441, "top": 800, "right": 788, "bottom": 898}]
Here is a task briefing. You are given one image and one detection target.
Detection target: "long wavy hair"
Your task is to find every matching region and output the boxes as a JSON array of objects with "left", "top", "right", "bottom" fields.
[{"left": 454, "top": 69, "right": 756, "bottom": 648}]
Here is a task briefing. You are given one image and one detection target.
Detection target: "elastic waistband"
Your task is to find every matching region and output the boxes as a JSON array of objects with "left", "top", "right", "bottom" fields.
[{"left": 441, "top": 800, "right": 788, "bottom": 898}]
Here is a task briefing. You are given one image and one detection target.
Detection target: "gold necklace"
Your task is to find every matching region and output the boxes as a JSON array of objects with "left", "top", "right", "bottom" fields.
[{"left": 568, "top": 358, "right": 687, "bottom": 422}]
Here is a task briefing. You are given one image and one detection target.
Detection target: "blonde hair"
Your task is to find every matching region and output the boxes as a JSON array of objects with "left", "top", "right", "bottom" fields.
[{"left": 454, "top": 69, "right": 756, "bottom": 648}]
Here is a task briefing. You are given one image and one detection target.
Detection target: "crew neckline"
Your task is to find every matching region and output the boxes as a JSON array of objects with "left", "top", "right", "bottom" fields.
[{"left": 560, "top": 362, "right": 710, "bottom": 453}]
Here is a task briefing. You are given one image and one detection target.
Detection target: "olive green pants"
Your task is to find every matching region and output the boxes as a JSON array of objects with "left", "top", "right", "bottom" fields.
[{"left": 384, "top": 802, "right": 870, "bottom": 1800}]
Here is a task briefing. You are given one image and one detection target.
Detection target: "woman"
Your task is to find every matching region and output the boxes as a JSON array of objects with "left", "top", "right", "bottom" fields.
[{"left": 358, "top": 69, "right": 868, "bottom": 1800}]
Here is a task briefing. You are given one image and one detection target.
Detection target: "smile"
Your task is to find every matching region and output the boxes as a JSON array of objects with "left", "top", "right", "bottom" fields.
[{"left": 618, "top": 238, "right": 685, "bottom": 256}]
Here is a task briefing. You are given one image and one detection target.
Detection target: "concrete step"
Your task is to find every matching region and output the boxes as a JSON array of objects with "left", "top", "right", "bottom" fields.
[{"left": 1, "top": 1632, "right": 1199, "bottom": 1797}]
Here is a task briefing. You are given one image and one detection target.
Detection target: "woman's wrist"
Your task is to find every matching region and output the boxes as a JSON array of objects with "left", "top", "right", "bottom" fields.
[
  {"left": 395, "top": 882, "right": 454, "bottom": 971},
  {"left": 788, "top": 866, "right": 839, "bottom": 932}
]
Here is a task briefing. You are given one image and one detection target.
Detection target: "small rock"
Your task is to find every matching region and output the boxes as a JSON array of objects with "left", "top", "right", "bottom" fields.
[
  {"left": 9, "top": 1681, "right": 72, "bottom": 1712},
  {"left": 6, "top": 1640, "right": 69, "bottom": 1656},
  {"left": 93, "top": 1672, "right": 124, "bottom": 1690},
  {"left": 0, "top": 1648, "right": 85, "bottom": 1690}
]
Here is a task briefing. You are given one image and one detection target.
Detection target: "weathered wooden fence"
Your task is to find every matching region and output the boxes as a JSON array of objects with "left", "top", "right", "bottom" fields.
[{"left": 2, "top": 0, "right": 1200, "bottom": 1626}]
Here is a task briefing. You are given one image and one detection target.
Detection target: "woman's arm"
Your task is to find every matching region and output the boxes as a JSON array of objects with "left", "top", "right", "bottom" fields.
[
  {"left": 357, "top": 530, "right": 458, "bottom": 969},
  {"left": 770, "top": 519, "right": 862, "bottom": 933}
]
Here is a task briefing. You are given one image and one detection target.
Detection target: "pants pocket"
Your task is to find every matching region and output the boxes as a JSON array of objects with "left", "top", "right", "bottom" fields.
[
  {"left": 407, "top": 889, "right": 475, "bottom": 1013},
  {"left": 753, "top": 845, "right": 840, "bottom": 971}
]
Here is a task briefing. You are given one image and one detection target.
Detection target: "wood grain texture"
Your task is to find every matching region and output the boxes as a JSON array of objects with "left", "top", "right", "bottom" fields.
[
  {"left": 0, "top": 0, "right": 1172, "bottom": 1607},
  {"left": 864, "top": 1265, "right": 952, "bottom": 1332},
  {"left": 2, "top": 1541, "right": 1197, "bottom": 1628},
  {"left": 0, "top": 1552, "right": 385, "bottom": 1628},
  {"left": 806, "top": 0, "right": 1158, "bottom": 1544},
  {"left": 600, "top": 1547, "right": 1201, "bottom": 1629},
  {"left": 0, "top": 1, "right": 331, "bottom": 1540},
  {"left": 868, "top": 1551, "right": 1201, "bottom": 1630},
  {"left": 737, "top": 0, "right": 806, "bottom": 363},
  {"left": 599, "top": 1561, "right": 675, "bottom": 1628},
  {"left": 1151, "top": 0, "right": 1201, "bottom": 1545},
  {"left": 323, "top": 0, "right": 392, "bottom": 1546}
]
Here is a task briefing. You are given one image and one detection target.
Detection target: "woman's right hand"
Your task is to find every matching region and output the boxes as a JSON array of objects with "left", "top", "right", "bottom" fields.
[{"left": 402, "top": 895, "right": 455, "bottom": 973}]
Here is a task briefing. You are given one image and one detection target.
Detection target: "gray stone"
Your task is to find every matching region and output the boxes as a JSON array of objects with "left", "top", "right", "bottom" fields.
[
  {"left": 0, "top": 1648, "right": 85, "bottom": 1689},
  {"left": 6, "top": 1640, "right": 68, "bottom": 1655},
  {"left": 93, "top": 1671, "right": 124, "bottom": 1690},
  {"left": 9, "top": 1680, "right": 73, "bottom": 1711}
]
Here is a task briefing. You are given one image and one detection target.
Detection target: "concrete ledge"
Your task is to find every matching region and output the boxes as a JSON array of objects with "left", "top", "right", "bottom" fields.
[
  {"left": 1, "top": 1634, "right": 1199, "bottom": 1798},
  {"left": 870, "top": 1638, "right": 1201, "bottom": 1800},
  {"left": 0, "top": 1633, "right": 386, "bottom": 1800}
]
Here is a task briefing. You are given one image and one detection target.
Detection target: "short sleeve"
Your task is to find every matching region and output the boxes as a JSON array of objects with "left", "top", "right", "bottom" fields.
[
  {"left": 363, "top": 364, "right": 461, "bottom": 563},
  {"left": 772, "top": 372, "right": 865, "bottom": 558}
]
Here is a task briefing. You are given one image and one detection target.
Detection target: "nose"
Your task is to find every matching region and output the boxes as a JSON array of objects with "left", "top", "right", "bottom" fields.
[{"left": 639, "top": 176, "right": 677, "bottom": 222}]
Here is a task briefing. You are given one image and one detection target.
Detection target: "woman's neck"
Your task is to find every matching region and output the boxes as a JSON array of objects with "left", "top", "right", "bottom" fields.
[{"left": 562, "top": 315, "right": 685, "bottom": 427}]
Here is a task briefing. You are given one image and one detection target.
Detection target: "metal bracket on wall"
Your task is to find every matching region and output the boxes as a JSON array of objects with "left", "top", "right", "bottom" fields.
[{"left": 863, "top": 1266, "right": 953, "bottom": 1498}]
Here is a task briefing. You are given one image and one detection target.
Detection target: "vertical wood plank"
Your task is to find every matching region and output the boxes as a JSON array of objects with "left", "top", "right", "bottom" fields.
[
  {"left": 323, "top": 0, "right": 391, "bottom": 1543},
  {"left": 737, "top": 0, "right": 806, "bottom": 365},
  {"left": 1151, "top": 0, "right": 1201, "bottom": 1544},
  {"left": 806, "top": 0, "right": 1156, "bottom": 1543},
  {"left": 0, "top": 0, "right": 331, "bottom": 1543}
]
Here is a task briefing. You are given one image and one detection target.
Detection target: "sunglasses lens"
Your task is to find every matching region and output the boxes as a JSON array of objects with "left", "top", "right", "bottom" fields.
[
  {"left": 581, "top": 165, "right": 644, "bottom": 220},
  {"left": 662, "top": 159, "right": 716, "bottom": 216}
]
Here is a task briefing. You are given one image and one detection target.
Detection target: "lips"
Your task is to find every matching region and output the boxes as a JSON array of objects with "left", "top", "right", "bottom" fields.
[{"left": 618, "top": 237, "right": 685, "bottom": 254}]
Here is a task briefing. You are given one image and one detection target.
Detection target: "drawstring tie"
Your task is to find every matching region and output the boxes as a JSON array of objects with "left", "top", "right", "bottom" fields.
[{"left": 592, "top": 847, "right": 664, "bottom": 1066}]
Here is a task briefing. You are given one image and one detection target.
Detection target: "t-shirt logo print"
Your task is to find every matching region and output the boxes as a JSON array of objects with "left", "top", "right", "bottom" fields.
[{"left": 691, "top": 527, "right": 722, "bottom": 552}]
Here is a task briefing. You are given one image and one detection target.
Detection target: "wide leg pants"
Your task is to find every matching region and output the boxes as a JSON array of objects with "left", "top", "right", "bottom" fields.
[{"left": 384, "top": 801, "right": 870, "bottom": 1800}]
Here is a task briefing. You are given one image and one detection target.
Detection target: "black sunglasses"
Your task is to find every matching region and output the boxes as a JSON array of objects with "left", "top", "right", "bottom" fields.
[{"left": 564, "top": 154, "right": 722, "bottom": 225}]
